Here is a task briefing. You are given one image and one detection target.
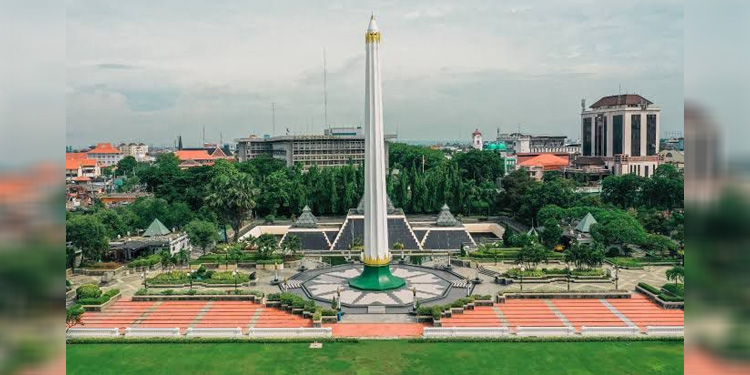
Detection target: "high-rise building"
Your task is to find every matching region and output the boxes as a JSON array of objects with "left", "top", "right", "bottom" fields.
[{"left": 580, "top": 94, "right": 661, "bottom": 177}]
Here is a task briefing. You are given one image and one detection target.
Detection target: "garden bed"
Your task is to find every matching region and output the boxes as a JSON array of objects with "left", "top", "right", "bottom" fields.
[
  {"left": 132, "top": 289, "right": 262, "bottom": 302},
  {"left": 635, "top": 283, "right": 684, "bottom": 309},
  {"left": 80, "top": 291, "right": 121, "bottom": 312},
  {"left": 497, "top": 291, "right": 631, "bottom": 302}
]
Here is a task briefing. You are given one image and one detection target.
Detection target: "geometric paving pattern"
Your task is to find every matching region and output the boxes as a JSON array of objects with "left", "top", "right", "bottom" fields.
[{"left": 301, "top": 265, "right": 453, "bottom": 306}]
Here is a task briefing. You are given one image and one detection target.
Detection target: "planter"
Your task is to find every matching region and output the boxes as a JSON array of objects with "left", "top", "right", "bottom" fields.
[
  {"left": 474, "top": 299, "right": 493, "bottom": 306},
  {"left": 81, "top": 292, "right": 121, "bottom": 312},
  {"left": 265, "top": 301, "right": 281, "bottom": 308},
  {"left": 465, "top": 303, "right": 475, "bottom": 310},
  {"left": 292, "top": 308, "right": 304, "bottom": 315},
  {"left": 416, "top": 315, "right": 433, "bottom": 323},
  {"left": 635, "top": 285, "right": 684, "bottom": 310},
  {"left": 132, "top": 294, "right": 260, "bottom": 302},
  {"left": 312, "top": 320, "right": 323, "bottom": 328},
  {"left": 257, "top": 263, "right": 284, "bottom": 270},
  {"left": 442, "top": 310, "right": 452, "bottom": 318},
  {"left": 283, "top": 260, "right": 301, "bottom": 268},
  {"left": 237, "top": 262, "right": 257, "bottom": 269},
  {"left": 433, "top": 319, "right": 442, "bottom": 327},
  {"left": 74, "top": 266, "right": 126, "bottom": 277},
  {"left": 321, "top": 316, "right": 338, "bottom": 323},
  {"left": 451, "top": 307, "right": 464, "bottom": 314},
  {"left": 498, "top": 291, "right": 631, "bottom": 301}
]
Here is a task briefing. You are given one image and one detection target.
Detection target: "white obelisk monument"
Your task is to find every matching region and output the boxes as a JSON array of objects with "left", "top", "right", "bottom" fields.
[{"left": 349, "top": 15, "right": 405, "bottom": 290}]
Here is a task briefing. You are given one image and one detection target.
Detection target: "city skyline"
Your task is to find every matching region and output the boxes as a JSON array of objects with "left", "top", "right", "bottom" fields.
[{"left": 66, "top": 0, "right": 683, "bottom": 148}]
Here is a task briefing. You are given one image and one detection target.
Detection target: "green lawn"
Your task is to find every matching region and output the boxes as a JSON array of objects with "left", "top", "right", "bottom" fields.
[{"left": 66, "top": 340, "right": 683, "bottom": 375}]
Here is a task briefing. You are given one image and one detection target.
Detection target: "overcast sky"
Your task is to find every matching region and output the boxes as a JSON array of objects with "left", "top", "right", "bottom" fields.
[{"left": 66, "top": 0, "right": 683, "bottom": 148}]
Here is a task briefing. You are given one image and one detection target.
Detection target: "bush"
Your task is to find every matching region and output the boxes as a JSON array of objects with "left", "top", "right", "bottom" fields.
[
  {"left": 416, "top": 306, "right": 432, "bottom": 316},
  {"left": 506, "top": 268, "right": 545, "bottom": 278},
  {"left": 127, "top": 254, "right": 162, "bottom": 268},
  {"left": 321, "top": 309, "right": 337, "bottom": 317},
  {"left": 147, "top": 271, "right": 190, "bottom": 285},
  {"left": 78, "top": 289, "right": 119, "bottom": 305},
  {"left": 267, "top": 293, "right": 281, "bottom": 301},
  {"left": 471, "top": 294, "right": 492, "bottom": 300},
  {"left": 201, "top": 271, "right": 250, "bottom": 284},
  {"left": 134, "top": 288, "right": 263, "bottom": 296},
  {"left": 661, "top": 283, "right": 684, "bottom": 297},
  {"left": 431, "top": 306, "right": 443, "bottom": 320},
  {"left": 608, "top": 257, "right": 642, "bottom": 267},
  {"left": 76, "top": 284, "right": 102, "bottom": 300},
  {"left": 638, "top": 282, "right": 661, "bottom": 295},
  {"left": 312, "top": 310, "right": 322, "bottom": 321}
]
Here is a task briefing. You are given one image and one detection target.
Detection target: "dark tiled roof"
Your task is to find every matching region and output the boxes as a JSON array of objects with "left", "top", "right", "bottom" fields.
[
  {"left": 284, "top": 231, "right": 330, "bottom": 250},
  {"left": 422, "top": 229, "right": 473, "bottom": 249},
  {"left": 332, "top": 217, "right": 420, "bottom": 250},
  {"left": 590, "top": 94, "right": 652, "bottom": 108}
]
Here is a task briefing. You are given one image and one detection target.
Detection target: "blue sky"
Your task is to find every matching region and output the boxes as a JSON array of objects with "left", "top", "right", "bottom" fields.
[{"left": 65, "top": 0, "right": 684, "bottom": 148}]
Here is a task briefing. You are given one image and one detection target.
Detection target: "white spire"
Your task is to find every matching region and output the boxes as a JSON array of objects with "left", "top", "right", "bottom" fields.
[{"left": 367, "top": 14, "right": 379, "bottom": 32}]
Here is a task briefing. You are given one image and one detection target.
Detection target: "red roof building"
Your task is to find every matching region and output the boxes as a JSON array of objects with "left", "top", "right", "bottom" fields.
[
  {"left": 174, "top": 150, "right": 215, "bottom": 169},
  {"left": 517, "top": 153, "right": 570, "bottom": 180}
]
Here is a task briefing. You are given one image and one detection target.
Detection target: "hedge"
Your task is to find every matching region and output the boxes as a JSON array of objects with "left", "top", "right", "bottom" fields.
[
  {"left": 135, "top": 289, "right": 263, "bottom": 297},
  {"left": 67, "top": 337, "right": 361, "bottom": 344},
  {"left": 78, "top": 289, "right": 119, "bottom": 306},
  {"left": 661, "top": 283, "right": 684, "bottom": 297},
  {"left": 637, "top": 282, "right": 661, "bottom": 295},
  {"left": 128, "top": 254, "right": 162, "bottom": 268},
  {"left": 76, "top": 284, "right": 102, "bottom": 300}
]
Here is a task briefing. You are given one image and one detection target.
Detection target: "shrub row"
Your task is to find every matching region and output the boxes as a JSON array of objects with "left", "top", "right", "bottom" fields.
[
  {"left": 267, "top": 292, "right": 321, "bottom": 315},
  {"left": 417, "top": 295, "right": 487, "bottom": 320},
  {"left": 661, "top": 283, "right": 684, "bottom": 297},
  {"left": 127, "top": 254, "right": 162, "bottom": 268},
  {"left": 77, "top": 289, "right": 119, "bottom": 306},
  {"left": 638, "top": 282, "right": 684, "bottom": 302},
  {"left": 134, "top": 288, "right": 263, "bottom": 296},
  {"left": 147, "top": 270, "right": 252, "bottom": 285},
  {"left": 68, "top": 337, "right": 361, "bottom": 344}
]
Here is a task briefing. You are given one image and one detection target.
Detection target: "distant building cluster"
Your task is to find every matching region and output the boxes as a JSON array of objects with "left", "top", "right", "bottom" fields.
[{"left": 236, "top": 126, "right": 395, "bottom": 169}]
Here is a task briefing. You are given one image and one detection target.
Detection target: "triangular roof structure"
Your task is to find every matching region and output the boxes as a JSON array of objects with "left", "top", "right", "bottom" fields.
[
  {"left": 527, "top": 226, "right": 539, "bottom": 237},
  {"left": 294, "top": 205, "right": 318, "bottom": 228},
  {"left": 143, "top": 218, "right": 171, "bottom": 237},
  {"left": 436, "top": 204, "right": 460, "bottom": 227},
  {"left": 356, "top": 195, "right": 396, "bottom": 214},
  {"left": 575, "top": 212, "right": 598, "bottom": 233}
]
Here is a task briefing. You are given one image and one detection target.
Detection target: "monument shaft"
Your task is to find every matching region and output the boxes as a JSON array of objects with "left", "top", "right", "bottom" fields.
[{"left": 349, "top": 15, "right": 405, "bottom": 291}]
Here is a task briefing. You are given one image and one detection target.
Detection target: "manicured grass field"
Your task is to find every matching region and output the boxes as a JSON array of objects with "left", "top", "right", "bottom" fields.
[{"left": 66, "top": 340, "right": 683, "bottom": 375}]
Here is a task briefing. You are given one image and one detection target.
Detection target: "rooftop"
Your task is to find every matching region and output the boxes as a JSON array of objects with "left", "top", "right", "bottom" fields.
[
  {"left": 589, "top": 94, "right": 653, "bottom": 109},
  {"left": 175, "top": 150, "right": 214, "bottom": 161},
  {"left": 87, "top": 143, "right": 123, "bottom": 154},
  {"left": 518, "top": 153, "right": 569, "bottom": 168}
]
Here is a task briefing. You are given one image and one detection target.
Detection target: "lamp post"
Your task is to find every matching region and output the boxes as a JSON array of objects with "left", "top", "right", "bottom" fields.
[
  {"left": 142, "top": 271, "right": 148, "bottom": 293},
  {"left": 614, "top": 266, "right": 620, "bottom": 291},
  {"left": 188, "top": 269, "right": 194, "bottom": 291},
  {"left": 283, "top": 277, "right": 288, "bottom": 292},
  {"left": 412, "top": 286, "right": 417, "bottom": 311},
  {"left": 466, "top": 279, "right": 471, "bottom": 297},
  {"left": 520, "top": 265, "right": 525, "bottom": 292},
  {"left": 274, "top": 264, "right": 279, "bottom": 283},
  {"left": 566, "top": 263, "right": 571, "bottom": 292},
  {"left": 337, "top": 287, "right": 342, "bottom": 311},
  {"left": 232, "top": 270, "right": 238, "bottom": 293}
]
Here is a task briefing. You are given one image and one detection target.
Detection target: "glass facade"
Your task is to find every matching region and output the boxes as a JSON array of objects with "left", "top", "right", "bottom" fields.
[
  {"left": 595, "top": 116, "right": 604, "bottom": 156},
  {"left": 631, "top": 114, "right": 641, "bottom": 156},
  {"left": 603, "top": 116, "right": 608, "bottom": 156},
  {"left": 583, "top": 118, "right": 592, "bottom": 155},
  {"left": 613, "top": 115, "right": 623, "bottom": 155},
  {"left": 647, "top": 114, "right": 657, "bottom": 155}
]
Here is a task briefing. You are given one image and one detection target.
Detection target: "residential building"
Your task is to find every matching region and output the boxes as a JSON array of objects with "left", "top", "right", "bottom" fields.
[
  {"left": 580, "top": 94, "right": 661, "bottom": 177},
  {"left": 495, "top": 132, "right": 577, "bottom": 154},
  {"left": 659, "top": 149, "right": 684, "bottom": 171},
  {"left": 86, "top": 143, "right": 123, "bottom": 167},
  {"left": 236, "top": 127, "right": 394, "bottom": 169},
  {"left": 174, "top": 150, "right": 216, "bottom": 169},
  {"left": 118, "top": 143, "right": 150, "bottom": 161},
  {"left": 517, "top": 153, "right": 570, "bottom": 180},
  {"left": 65, "top": 158, "right": 100, "bottom": 182}
]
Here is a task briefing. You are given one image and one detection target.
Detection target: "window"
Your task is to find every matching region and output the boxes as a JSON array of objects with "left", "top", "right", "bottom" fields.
[
  {"left": 631, "top": 114, "right": 641, "bottom": 156},
  {"left": 583, "top": 118, "right": 592, "bottom": 155},
  {"left": 613, "top": 115, "right": 623, "bottom": 155},
  {"left": 647, "top": 114, "right": 657, "bottom": 155},
  {"left": 645, "top": 165, "right": 649, "bottom": 177}
]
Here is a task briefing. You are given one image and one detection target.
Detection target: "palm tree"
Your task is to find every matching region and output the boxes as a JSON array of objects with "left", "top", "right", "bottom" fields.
[
  {"left": 175, "top": 249, "right": 189, "bottom": 270},
  {"left": 284, "top": 235, "right": 302, "bottom": 257},
  {"left": 205, "top": 173, "right": 258, "bottom": 242},
  {"left": 665, "top": 266, "right": 684, "bottom": 285},
  {"left": 158, "top": 249, "right": 172, "bottom": 271}
]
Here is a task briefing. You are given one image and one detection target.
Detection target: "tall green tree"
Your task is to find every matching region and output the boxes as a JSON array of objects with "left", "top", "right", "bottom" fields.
[
  {"left": 205, "top": 172, "right": 258, "bottom": 242},
  {"left": 115, "top": 156, "right": 138, "bottom": 177},
  {"left": 184, "top": 220, "right": 219, "bottom": 255},
  {"left": 66, "top": 215, "right": 109, "bottom": 261}
]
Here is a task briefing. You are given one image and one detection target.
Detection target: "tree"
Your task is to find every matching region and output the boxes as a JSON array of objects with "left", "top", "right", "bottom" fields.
[
  {"left": 184, "top": 220, "right": 219, "bottom": 255},
  {"left": 116, "top": 156, "right": 138, "bottom": 177},
  {"left": 540, "top": 219, "right": 562, "bottom": 249},
  {"left": 66, "top": 215, "right": 109, "bottom": 262},
  {"left": 255, "top": 234, "right": 278, "bottom": 259},
  {"left": 666, "top": 266, "right": 684, "bottom": 285},
  {"left": 94, "top": 209, "right": 128, "bottom": 239},
  {"left": 564, "top": 242, "right": 605, "bottom": 270},
  {"left": 174, "top": 249, "right": 189, "bottom": 269},
  {"left": 158, "top": 249, "right": 173, "bottom": 270},
  {"left": 205, "top": 172, "right": 258, "bottom": 242},
  {"left": 515, "top": 242, "right": 548, "bottom": 269},
  {"left": 500, "top": 169, "right": 536, "bottom": 213},
  {"left": 453, "top": 149, "right": 504, "bottom": 183},
  {"left": 590, "top": 217, "right": 647, "bottom": 253},
  {"left": 283, "top": 235, "right": 302, "bottom": 256},
  {"left": 601, "top": 174, "right": 645, "bottom": 209},
  {"left": 257, "top": 170, "right": 292, "bottom": 216},
  {"left": 643, "top": 233, "right": 679, "bottom": 258},
  {"left": 502, "top": 224, "right": 515, "bottom": 248},
  {"left": 66, "top": 304, "right": 84, "bottom": 331}
]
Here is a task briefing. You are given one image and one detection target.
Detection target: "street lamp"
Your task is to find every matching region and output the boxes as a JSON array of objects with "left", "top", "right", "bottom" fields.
[
  {"left": 188, "top": 269, "right": 194, "bottom": 291},
  {"left": 232, "top": 270, "right": 238, "bottom": 293},
  {"left": 283, "top": 277, "right": 288, "bottom": 292},
  {"left": 519, "top": 265, "right": 525, "bottom": 292},
  {"left": 566, "top": 263, "right": 571, "bottom": 292},
  {"left": 337, "top": 287, "right": 342, "bottom": 311},
  {"left": 274, "top": 264, "right": 279, "bottom": 283},
  {"left": 466, "top": 279, "right": 471, "bottom": 297},
  {"left": 614, "top": 266, "right": 620, "bottom": 291},
  {"left": 141, "top": 271, "right": 148, "bottom": 293},
  {"left": 412, "top": 287, "right": 418, "bottom": 311}
]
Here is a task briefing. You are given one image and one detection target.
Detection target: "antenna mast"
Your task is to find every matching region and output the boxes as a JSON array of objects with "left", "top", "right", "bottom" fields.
[
  {"left": 323, "top": 48, "right": 328, "bottom": 130},
  {"left": 271, "top": 102, "right": 276, "bottom": 136}
]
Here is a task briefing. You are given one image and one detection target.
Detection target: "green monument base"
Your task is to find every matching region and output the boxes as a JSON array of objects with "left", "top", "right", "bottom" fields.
[{"left": 348, "top": 264, "right": 405, "bottom": 291}]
